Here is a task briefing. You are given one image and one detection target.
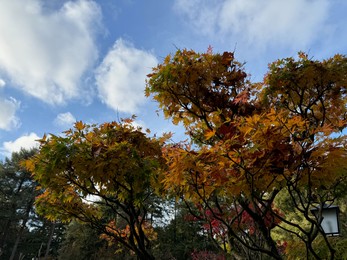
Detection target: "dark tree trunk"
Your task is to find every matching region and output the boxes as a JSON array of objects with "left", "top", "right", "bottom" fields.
[
  {"left": 44, "top": 222, "right": 56, "bottom": 259},
  {"left": 9, "top": 199, "right": 33, "bottom": 260}
]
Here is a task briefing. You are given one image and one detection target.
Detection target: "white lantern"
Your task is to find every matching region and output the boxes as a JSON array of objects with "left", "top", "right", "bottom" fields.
[{"left": 311, "top": 204, "right": 340, "bottom": 236}]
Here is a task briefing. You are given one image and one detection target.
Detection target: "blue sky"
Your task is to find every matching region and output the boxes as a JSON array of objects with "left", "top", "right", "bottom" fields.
[{"left": 0, "top": 0, "right": 346, "bottom": 158}]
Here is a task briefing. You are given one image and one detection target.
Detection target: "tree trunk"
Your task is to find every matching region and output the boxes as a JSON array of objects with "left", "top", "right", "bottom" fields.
[
  {"left": 44, "top": 222, "right": 56, "bottom": 259},
  {"left": 9, "top": 200, "right": 33, "bottom": 260},
  {"left": 9, "top": 221, "right": 27, "bottom": 260},
  {"left": 0, "top": 218, "right": 13, "bottom": 255}
]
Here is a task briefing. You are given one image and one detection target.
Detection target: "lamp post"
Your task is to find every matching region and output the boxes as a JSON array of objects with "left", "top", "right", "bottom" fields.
[{"left": 311, "top": 204, "right": 340, "bottom": 236}]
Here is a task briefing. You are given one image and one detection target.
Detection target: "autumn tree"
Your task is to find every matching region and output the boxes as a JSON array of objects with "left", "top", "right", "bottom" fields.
[
  {"left": 146, "top": 49, "right": 347, "bottom": 259},
  {"left": 25, "top": 119, "right": 166, "bottom": 260}
]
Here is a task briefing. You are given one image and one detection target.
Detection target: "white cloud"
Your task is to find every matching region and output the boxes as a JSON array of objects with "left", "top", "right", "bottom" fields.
[
  {"left": 0, "top": 97, "right": 20, "bottom": 130},
  {"left": 0, "top": 79, "right": 5, "bottom": 87},
  {"left": 54, "top": 112, "right": 76, "bottom": 128},
  {"left": 95, "top": 39, "right": 158, "bottom": 113},
  {"left": 174, "top": 0, "right": 330, "bottom": 50},
  {"left": 0, "top": 0, "right": 100, "bottom": 105},
  {"left": 130, "top": 119, "right": 147, "bottom": 132},
  {"left": 1, "top": 132, "right": 40, "bottom": 157}
]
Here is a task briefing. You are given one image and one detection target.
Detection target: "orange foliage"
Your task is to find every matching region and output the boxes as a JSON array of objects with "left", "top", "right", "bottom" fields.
[{"left": 147, "top": 49, "right": 347, "bottom": 258}]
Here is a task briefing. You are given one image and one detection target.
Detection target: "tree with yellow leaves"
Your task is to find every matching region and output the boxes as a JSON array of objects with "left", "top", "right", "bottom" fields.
[
  {"left": 25, "top": 119, "right": 166, "bottom": 260},
  {"left": 146, "top": 49, "right": 347, "bottom": 259}
]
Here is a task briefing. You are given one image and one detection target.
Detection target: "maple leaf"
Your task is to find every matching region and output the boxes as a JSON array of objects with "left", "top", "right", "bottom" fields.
[
  {"left": 233, "top": 89, "right": 249, "bottom": 105},
  {"left": 75, "top": 121, "right": 85, "bottom": 131},
  {"left": 36, "top": 133, "right": 47, "bottom": 145},
  {"left": 205, "top": 129, "right": 216, "bottom": 140}
]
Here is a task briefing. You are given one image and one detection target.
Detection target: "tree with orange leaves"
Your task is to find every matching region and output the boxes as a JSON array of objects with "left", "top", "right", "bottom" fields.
[{"left": 146, "top": 49, "right": 347, "bottom": 259}]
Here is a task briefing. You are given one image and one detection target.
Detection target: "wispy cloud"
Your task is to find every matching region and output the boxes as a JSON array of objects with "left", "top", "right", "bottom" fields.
[
  {"left": 54, "top": 112, "right": 76, "bottom": 128},
  {"left": 0, "top": 0, "right": 100, "bottom": 105},
  {"left": 95, "top": 38, "right": 158, "bottom": 114},
  {"left": 0, "top": 79, "right": 5, "bottom": 88},
  {"left": 174, "top": 0, "right": 330, "bottom": 51},
  {"left": 0, "top": 97, "right": 20, "bottom": 130}
]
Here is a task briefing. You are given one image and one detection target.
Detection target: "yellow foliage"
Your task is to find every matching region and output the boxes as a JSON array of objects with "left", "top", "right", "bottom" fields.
[
  {"left": 74, "top": 121, "right": 85, "bottom": 131},
  {"left": 204, "top": 129, "right": 216, "bottom": 140},
  {"left": 24, "top": 119, "right": 166, "bottom": 247}
]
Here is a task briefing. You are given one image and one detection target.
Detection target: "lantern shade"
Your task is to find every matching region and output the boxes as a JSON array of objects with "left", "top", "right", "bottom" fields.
[{"left": 311, "top": 204, "right": 340, "bottom": 236}]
